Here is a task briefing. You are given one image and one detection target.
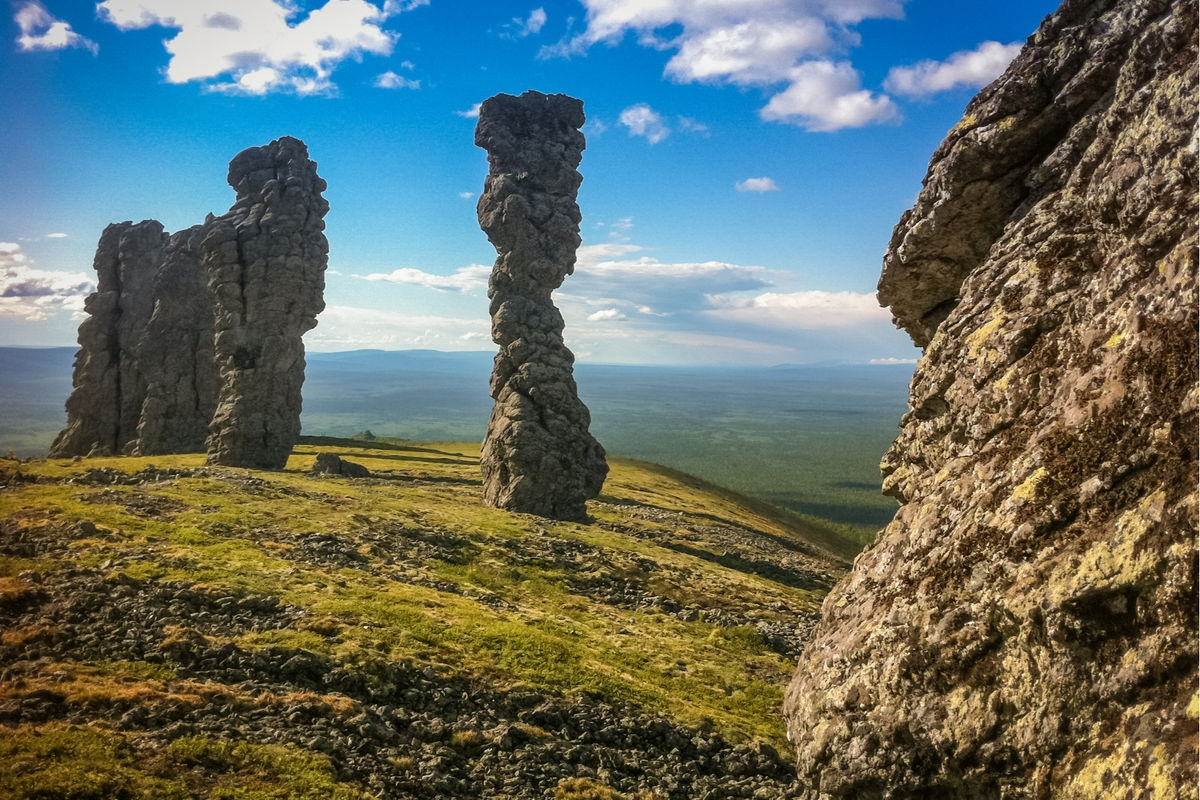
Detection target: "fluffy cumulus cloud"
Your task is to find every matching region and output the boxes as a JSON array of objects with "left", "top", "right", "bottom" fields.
[
  {"left": 760, "top": 60, "right": 897, "bottom": 130},
  {"left": 356, "top": 264, "right": 491, "bottom": 292},
  {"left": 95, "top": 0, "right": 406, "bottom": 95},
  {"left": 618, "top": 103, "right": 669, "bottom": 144},
  {"left": 0, "top": 242, "right": 94, "bottom": 321},
  {"left": 736, "top": 177, "right": 780, "bottom": 193},
  {"left": 14, "top": 1, "right": 98, "bottom": 53},
  {"left": 884, "top": 40, "right": 1024, "bottom": 96},
  {"left": 548, "top": 0, "right": 903, "bottom": 131}
]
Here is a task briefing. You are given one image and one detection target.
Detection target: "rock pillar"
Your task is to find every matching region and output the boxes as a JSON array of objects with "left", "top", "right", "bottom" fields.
[
  {"left": 203, "top": 136, "right": 329, "bottom": 469},
  {"left": 475, "top": 91, "right": 608, "bottom": 521},
  {"left": 50, "top": 220, "right": 166, "bottom": 457}
]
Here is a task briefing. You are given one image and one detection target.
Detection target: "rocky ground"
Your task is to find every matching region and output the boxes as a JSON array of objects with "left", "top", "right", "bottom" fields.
[{"left": 0, "top": 440, "right": 847, "bottom": 799}]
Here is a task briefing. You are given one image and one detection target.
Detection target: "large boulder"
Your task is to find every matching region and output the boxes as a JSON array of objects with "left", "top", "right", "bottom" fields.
[{"left": 785, "top": 0, "right": 1198, "bottom": 797}]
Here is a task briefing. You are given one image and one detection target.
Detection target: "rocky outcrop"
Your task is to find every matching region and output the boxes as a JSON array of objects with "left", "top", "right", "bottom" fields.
[
  {"left": 50, "top": 220, "right": 166, "bottom": 458},
  {"left": 203, "top": 136, "right": 329, "bottom": 470},
  {"left": 474, "top": 91, "right": 608, "bottom": 521},
  {"left": 311, "top": 452, "right": 371, "bottom": 478},
  {"left": 786, "top": 1, "right": 1198, "bottom": 798},
  {"left": 52, "top": 137, "right": 327, "bottom": 469},
  {"left": 133, "top": 224, "right": 217, "bottom": 455}
]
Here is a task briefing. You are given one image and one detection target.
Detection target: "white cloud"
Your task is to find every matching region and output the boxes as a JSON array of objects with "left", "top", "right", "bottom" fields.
[
  {"left": 96, "top": 0, "right": 401, "bottom": 95},
  {"left": 356, "top": 264, "right": 491, "bottom": 292},
  {"left": 501, "top": 7, "right": 547, "bottom": 38},
  {"left": 458, "top": 191, "right": 475, "bottom": 199},
  {"left": 736, "top": 177, "right": 780, "bottom": 193},
  {"left": 456, "top": 103, "right": 482, "bottom": 118},
  {"left": 374, "top": 70, "right": 420, "bottom": 89},
  {"left": 884, "top": 40, "right": 1023, "bottom": 96},
  {"left": 870, "top": 356, "right": 917, "bottom": 365},
  {"left": 15, "top": 1, "right": 98, "bottom": 53},
  {"left": 705, "top": 290, "right": 891, "bottom": 329},
  {"left": 586, "top": 308, "right": 626, "bottom": 322},
  {"left": 676, "top": 116, "right": 708, "bottom": 134},
  {"left": 760, "top": 60, "right": 897, "bottom": 131},
  {"left": 619, "top": 103, "right": 669, "bottom": 144},
  {"left": 45, "top": 232, "right": 69, "bottom": 239},
  {"left": 550, "top": 0, "right": 906, "bottom": 132},
  {"left": 0, "top": 242, "right": 94, "bottom": 321},
  {"left": 306, "top": 304, "right": 489, "bottom": 351}
]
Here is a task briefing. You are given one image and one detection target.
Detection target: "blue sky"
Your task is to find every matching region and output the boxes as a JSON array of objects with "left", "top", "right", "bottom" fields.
[{"left": 1, "top": 0, "right": 1057, "bottom": 365}]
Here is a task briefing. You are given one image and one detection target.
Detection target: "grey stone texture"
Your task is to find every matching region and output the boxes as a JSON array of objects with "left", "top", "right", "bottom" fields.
[
  {"left": 52, "top": 136, "right": 328, "bottom": 469},
  {"left": 203, "top": 136, "right": 330, "bottom": 470},
  {"left": 475, "top": 91, "right": 608, "bottom": 521},
  {"left": 785, "top": 1, "right": 1198, "bottom": 797}
]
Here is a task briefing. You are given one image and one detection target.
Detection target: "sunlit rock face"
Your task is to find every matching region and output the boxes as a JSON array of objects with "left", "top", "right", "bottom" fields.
[
  {"left": 51, "top": 220, "right": 167, "bottom": 458},
  {"left": 203, "top": 136, "right": 330, "bottom": 470},
  {"left": 785, "top": 0, "right": 1198, "bottom": 797},
  {"left": 475, "top": 91, "right": 608, "bottom": 521}
]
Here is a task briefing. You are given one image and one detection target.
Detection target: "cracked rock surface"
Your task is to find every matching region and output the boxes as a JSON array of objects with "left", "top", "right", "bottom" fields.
[
  {"left": 475, "top": 91, "right": 608, "bottom": 521},
  {"left": 786, "top": 1, "right": 1198, "bottom": 797}
]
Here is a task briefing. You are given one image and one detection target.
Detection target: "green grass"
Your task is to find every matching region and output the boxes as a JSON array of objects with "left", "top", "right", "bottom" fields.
[{"left": 0, "top": 438, "right": 850, "bottom": 790}]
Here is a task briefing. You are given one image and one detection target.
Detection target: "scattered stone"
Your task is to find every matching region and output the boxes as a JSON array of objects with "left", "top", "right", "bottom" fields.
[
  {"left": 204, "top": 136, "right": 330, "bottom": 470},
  {"left": 311, "top": 453, "right": 371, "bottom": 478},
  {"left": 474, "top": 91, "right": 608, "bottom": 522},
  {"left": 787, "top": 1, "right": 1198, "bottom": 797}
]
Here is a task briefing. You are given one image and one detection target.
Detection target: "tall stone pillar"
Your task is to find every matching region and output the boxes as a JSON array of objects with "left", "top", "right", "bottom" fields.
[
  {"left": 203, "top": 136, "right": 329, "bottom": 469},
  {"left": 474, "top": 90, "right": 608, "bottom": 521},
  {"left": 50, "top": 220, "right": 165, "bottom": 457}
]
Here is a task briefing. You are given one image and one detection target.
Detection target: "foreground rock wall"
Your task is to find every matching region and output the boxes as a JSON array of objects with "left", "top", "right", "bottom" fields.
[
  {"left": 785, "top": 1, "right": 1198, "bottom": 798},
  {"left": 475, "top": 91, "right": 608, "bottom": 521},
  {"left": 203, "top": 136, "right": 329, "bottom": 469}
]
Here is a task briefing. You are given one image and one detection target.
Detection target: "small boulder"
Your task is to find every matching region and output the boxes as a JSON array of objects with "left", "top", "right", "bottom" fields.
[{"left": 311, "top": 453, "right": 370, "bottom": 478}]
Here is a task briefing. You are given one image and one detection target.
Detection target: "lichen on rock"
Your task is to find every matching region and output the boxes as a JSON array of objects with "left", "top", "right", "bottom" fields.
[
  {"left": 474, "top": 91, "right": 608, "bottom": 521},
  {"left": 785, "top": 0, "right": 1199, "bottom": 797}
]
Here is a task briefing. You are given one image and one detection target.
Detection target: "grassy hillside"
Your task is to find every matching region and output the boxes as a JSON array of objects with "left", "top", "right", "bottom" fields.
[{"left": 0, "top": 439, "right": 848, "bottom": 799}]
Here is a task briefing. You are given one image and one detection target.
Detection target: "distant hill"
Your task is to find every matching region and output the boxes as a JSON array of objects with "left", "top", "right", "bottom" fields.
[
  {"left": 0, "top": 439, "right": 846, "bottom": 798},
  {"left": 0, "top": 346, "right": 910, "bottom": 537}
]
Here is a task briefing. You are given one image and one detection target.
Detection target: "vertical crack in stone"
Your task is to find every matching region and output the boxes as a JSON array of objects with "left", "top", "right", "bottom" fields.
[{"left": 475, "top": 91, "right": 608, "bottom": 521}]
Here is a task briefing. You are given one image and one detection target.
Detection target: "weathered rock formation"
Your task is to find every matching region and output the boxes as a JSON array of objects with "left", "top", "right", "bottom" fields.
[
  {"left": 133, "top": 224, "right": 217, "bottom": 455},
  {"left": 203, "top": 136, "right": 329, "bottom": 470},
  {"left": 311, "top": 452, "right": 371, "bottom": 478},
  {"left": 52, "top": 136, "right": 327, "bottom": 469},
  {"left": 785, "top": 1, "right": 1198, "bottom": 798},
  {"left": 474, "top": 91, "right": 608, "bottom": 521},
  {"left": 50, "top": 220, "right": 167, "bottom": 457}
]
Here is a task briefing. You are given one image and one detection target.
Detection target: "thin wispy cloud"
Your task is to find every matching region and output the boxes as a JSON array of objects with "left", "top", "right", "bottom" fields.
[
  {"left": 456, "top": 103, "right": 482, "bottom": 118},
  {"left": 356, "top": 264, "right": 491, "bottom": 293},
  {"left": 546, "top": 0, "right": 902, "bottom": 132},
  {"left": 306, "top": 305, "right": 488, "bottom": 351},
  {"left": 14, "top": 1, "right": 98, "bottom": 54},
  {"left": 885, "top": 40, "right": 1024, "bottom": 96},
  {"left": 374, "top": 70, "right": 419, "bottom": 89},
  {"left": 95, "top": 0, "right": 409, "bottom": 95},
  {"left": 499, "top": 7, "right": 547, "bottom": 39},
  {"left": 736, "top": 177, "right": 780, "bottom": 193}
]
